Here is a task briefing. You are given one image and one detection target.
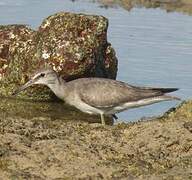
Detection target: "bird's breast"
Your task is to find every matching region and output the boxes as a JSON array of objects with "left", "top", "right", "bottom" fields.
[{"left": 65, "top": 94, "right": 103, "bottom": 115}]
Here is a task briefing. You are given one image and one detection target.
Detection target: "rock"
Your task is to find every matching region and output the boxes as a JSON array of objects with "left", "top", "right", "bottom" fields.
[
  {"left": 0, "top": 12, "right": 118, "bottom": 99},
  {"left": 0, "top": 25, "right": 36, "bottom": 82}
]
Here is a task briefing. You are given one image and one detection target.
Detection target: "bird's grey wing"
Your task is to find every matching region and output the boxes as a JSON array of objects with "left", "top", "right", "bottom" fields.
[{"left": 78, "top": 78, "right": 165, "bottom": 109}]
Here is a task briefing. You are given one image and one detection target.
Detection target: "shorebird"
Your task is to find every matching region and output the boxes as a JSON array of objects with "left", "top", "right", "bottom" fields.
[{"left": 12, "top": 68, "right": 180, "bottom": 125}]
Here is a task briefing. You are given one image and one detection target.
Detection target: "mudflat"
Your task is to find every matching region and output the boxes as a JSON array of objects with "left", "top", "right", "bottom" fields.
[{"left": 0, "top": 100, "right": 191, "bottom": 179}]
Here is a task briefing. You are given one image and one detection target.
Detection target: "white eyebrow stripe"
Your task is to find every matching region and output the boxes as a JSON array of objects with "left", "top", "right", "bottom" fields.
[{"left": 32, "top": 71, "right": 55, "bottom": 80}]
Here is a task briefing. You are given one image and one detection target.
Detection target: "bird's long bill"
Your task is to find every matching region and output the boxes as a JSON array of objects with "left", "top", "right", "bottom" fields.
[{"left": 12, "top": 79, "right": 35, "bottom": 96}]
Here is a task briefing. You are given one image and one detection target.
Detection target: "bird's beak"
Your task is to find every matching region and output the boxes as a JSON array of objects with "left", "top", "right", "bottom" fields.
[{"left": 12, "top": 79, "right": 35, "bottom": 96}]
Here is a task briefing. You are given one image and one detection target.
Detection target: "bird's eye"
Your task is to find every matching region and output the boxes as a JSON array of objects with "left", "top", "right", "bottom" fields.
[{"left": 40, "top": 73, "right": 45, "bottom": 77}]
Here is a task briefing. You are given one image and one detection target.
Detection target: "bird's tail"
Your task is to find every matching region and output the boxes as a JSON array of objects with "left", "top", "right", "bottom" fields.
[{"left": 151, "top": 87, "right": 179, "bottom": 94}]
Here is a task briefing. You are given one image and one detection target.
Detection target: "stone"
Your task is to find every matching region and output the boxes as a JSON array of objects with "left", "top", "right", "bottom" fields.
[{"left": 0, "top": 12, "right": 118, "bottom": 99}]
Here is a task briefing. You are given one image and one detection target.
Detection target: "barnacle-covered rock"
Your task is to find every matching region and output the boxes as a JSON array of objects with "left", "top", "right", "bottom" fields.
[
  {"left": 0, "top": 25, "right": 35, "bottom": 82},
  {"left": 0, "top": 12, "right": 118, "bottom": 99},
  {"left": 37, "top": 12, "right": 117, "bottom": 80}
]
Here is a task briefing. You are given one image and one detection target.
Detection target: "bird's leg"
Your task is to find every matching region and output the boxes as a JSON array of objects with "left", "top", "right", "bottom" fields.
[{"left": 100, "top": 114, "right": 105, "bottom": 125}]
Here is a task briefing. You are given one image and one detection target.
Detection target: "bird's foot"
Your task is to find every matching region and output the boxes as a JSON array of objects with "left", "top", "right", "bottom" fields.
[{"left": 112, "top": 114, "right": 118, "bottom": 121}]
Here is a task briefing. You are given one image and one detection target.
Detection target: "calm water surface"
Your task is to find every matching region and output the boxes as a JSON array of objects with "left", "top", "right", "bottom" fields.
[{"left": 0, "top": 0, "right": 192, "bottom": 121}]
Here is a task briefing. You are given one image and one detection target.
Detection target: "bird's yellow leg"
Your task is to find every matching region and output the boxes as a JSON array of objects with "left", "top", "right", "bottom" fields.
[{"left": 100, "top": 114, "right": 105, "bottom": 125}]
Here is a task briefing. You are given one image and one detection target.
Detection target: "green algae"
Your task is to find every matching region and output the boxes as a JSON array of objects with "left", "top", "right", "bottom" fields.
[{"left": 0, "top": 97, "right": 113, "bottom": 125}]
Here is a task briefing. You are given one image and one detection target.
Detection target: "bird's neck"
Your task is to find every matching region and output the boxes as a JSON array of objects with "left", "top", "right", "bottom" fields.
[{"left": 47, "top": 76, "right": 66, "bottom": 100}]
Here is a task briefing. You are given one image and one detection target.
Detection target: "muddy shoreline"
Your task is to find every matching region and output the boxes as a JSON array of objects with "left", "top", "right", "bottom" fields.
[
  {"left": 90, "top": 0, "right": 192, "bottom": 15},
  {"left": 96, "top": 0, "right": 192, "bottom": 15},
  {"left": 0, "top": 100, "right": 191, "bottom": 179}
]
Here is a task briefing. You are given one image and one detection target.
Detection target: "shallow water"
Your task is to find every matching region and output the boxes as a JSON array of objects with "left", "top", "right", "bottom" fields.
[{"left": 0, "top": 0, "right": 192, "bottom": 122}]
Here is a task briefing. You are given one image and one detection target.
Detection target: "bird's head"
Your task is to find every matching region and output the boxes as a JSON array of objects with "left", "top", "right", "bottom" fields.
[{"left": 12, "top": 68, "right": 58, "bottom": 95}]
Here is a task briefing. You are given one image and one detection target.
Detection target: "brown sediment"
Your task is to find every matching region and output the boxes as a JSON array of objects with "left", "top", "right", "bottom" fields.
[{"left": 0, "top": 99, "right": 191, "bottom": 179}]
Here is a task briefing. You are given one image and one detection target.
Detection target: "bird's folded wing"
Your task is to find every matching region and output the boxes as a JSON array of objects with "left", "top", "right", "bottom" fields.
[{"left": 78, "top": 79, "right": 163, "bottom": 109}]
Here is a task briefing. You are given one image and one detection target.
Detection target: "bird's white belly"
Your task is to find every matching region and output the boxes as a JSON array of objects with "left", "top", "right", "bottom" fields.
[
  {"left": 75, "top": 101, "right": 103, "bottom": 114},
  {"left": 67, "top": 98, "right": 103, "bottom": 115},
  {"left": 106, "top": 96, "right": 167, "bottom": 114}
]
